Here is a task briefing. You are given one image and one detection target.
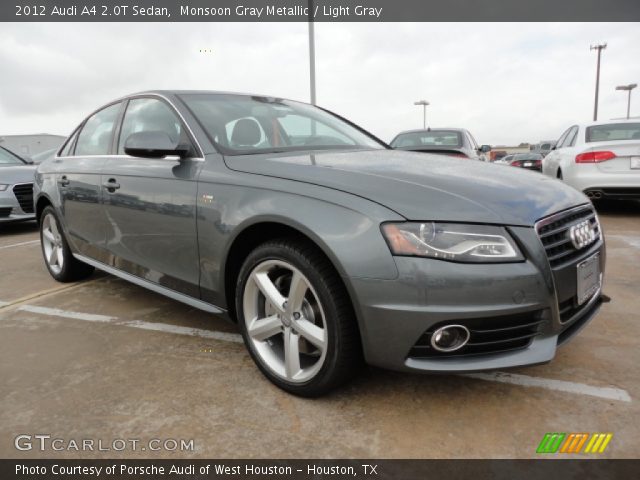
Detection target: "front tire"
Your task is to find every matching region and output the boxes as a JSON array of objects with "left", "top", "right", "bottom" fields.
[
  {"left": 40, "top": 206, "right": 94, "bottom": 282},
  {"left": 236, "top": 239, "right": 362, "bottom": 397}
]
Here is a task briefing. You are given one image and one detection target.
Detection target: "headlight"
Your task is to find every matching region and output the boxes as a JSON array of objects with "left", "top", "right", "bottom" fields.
[
  {"left": 381, "top": 222, "right": 524, "bottom": 263},
  {"left": 0, "top": 184, "right": 9, "bottom": 191}
]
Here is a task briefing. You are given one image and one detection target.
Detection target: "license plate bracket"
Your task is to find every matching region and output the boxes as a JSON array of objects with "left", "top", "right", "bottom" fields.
[
  {"left": 631, "top": 156, "right": 640, "bottom": 169},
  {"left": 576, "top": 253, "right": 601, "bottom": 305}
]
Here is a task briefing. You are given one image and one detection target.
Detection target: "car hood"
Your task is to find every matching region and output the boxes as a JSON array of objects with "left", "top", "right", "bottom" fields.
[
  {"left": 0, "top": 165, "right": 36, "bottom": 185},
  {"left": 224, "top": 149, "right": 588, "bottom": 226}
]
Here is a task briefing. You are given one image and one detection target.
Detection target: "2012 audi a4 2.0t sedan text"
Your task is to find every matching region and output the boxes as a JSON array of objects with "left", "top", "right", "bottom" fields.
[{"left": 34, "top": 91, "right": 606, "bottom": 396}]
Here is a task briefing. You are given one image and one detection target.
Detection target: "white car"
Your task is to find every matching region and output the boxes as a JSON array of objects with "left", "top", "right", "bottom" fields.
[{"left": 542, "top": 120, "right": 640, "bottom": 200}]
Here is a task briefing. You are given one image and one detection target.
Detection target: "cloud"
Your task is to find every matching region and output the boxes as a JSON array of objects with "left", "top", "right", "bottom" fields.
[{"left": 1, "top": 22, "right": 639, "bottom": 145}]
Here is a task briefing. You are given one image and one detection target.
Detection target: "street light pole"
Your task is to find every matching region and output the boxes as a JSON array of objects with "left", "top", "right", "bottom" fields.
[
  {"left": 590, "top": 43, "right": 607, "bottom": 121},
  {"left": 414, "top": 100, "right": 430, "bottom": 129},
  {"left": 616, "top": 83, "right": 637, "bottom": 119}
]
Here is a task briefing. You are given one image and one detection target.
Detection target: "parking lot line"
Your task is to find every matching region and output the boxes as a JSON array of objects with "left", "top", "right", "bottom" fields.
[
  {"left": 9, "top": 304, "right": 632, "bottom": 402},
  {"left": 16, "top": 304, "right": 244, "bottom": 344},
  {"left": 18, "top": 304, "right": 116, "bottom": 322},
  {"left": 0, "top": 239, "right": 40, "bottom": 250},
  {"left": 0, "top": 280, "right": 100, "bottom": 312},
  {"left": 462, "top": 372, "right": 632, "bottom": 403}
]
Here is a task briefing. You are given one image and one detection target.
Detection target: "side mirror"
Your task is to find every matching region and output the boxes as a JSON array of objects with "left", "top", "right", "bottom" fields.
[
  {"left": 480, "top": 144, "right": 492, "bottom": 153},
  {"left": 124, "top": 131, "right": 190, "bottom": 159}
]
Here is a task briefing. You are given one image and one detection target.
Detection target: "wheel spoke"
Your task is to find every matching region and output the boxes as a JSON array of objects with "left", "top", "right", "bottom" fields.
[
  {"left": 295, "top": 318, "right": 326, "bottom": 350},
  {"left": 48, "top": 247, "right": 58, "bottom": 266},
  {"left": 247, "top": 315, "right": 282, "bottom": 341},
  {"left": 56, "top": 246, "right": 64, "bottom": 268},
  {"left": 49, "top": 218, "right": 59, "bottom": 238},
  {"left": 284, "top": 327, "right": 301, "bottom": 379},
  {"left": 286, "top": 270, "right": 308, "bottom": 315},
  {"left": 43, "top": 229, "right": 55, "bottom": 244},
  {"left": 252, "top": 272, "right": 286, "bottom": 314}
]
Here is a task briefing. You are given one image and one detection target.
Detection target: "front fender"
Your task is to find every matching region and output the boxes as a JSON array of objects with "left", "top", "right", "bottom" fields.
[{"left": 196, "top": 178, "right": 403, "bottom": 308}]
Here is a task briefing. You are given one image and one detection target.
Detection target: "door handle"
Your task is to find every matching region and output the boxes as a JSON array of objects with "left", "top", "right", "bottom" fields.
[
  {"left": 58, "top": 176, "right": 70, "bottom": 187},
  {"left": 102, "top": 179, "right": 120, "bottom": 192}
]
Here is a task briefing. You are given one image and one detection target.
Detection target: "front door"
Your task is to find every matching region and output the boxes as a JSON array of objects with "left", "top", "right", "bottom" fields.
[{"left": 101, "top": 97, "right": 202, "bottom": 297}]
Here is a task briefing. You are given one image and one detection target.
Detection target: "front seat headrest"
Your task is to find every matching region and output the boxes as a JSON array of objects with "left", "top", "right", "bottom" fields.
[{"left": 231, "top": 118, "right": 261, "bottom": 147}]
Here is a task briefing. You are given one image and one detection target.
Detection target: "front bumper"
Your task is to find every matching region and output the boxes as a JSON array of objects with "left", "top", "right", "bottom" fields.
[
  {"left": 350, "top": 217, "right": 605, "bottom": 372},
  {"left": 0, "top": 184, "right": 36, "bottom": 223}
]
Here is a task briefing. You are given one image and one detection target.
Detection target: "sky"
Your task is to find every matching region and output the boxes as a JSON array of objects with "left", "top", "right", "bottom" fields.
[{"left": 1, "top": 22, "right": 639, "bottom": 145}]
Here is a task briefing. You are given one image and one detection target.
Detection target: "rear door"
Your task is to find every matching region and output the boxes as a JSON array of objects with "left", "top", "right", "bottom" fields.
[
  {"left": 57, "top": 101, "right": 123, "bottom": 262},
  {"left": 100, "top": 96, "right": 203, "bottom": 297}
]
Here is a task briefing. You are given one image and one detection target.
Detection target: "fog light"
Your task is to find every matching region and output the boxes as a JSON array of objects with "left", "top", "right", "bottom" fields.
[{"left": 430, "top": 325, "right": 470, "bottom": 352}]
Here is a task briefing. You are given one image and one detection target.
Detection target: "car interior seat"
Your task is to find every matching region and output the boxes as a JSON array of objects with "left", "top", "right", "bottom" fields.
[{"left": 231, "top": 118, "right": 262, "bottom": 148}]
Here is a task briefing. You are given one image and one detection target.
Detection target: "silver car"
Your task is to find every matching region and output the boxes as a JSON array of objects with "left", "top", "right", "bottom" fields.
[
  {"left": 390, "top": 128, "right": 491, "bottom": 161},
  {"left": 0, "top": 146, "right": 36, "bottom": 223},
  {"left": 35, "top": 91, "right": 605, "bottom": 396}
]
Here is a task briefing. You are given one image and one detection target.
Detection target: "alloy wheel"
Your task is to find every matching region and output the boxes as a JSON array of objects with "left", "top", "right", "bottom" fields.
[
  {"left": 242, "top": 259, "right": 328, "bottom": 383},
  {"left": 41, "top": 213, "right": 64, "bottom": 275}
]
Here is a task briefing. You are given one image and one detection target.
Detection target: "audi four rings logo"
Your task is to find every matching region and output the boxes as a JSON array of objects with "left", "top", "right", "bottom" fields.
[{"left": 568, "top": 220, "right": 597, "bottom": 250}]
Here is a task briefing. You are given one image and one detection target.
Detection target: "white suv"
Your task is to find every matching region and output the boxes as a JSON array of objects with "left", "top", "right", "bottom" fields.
[{"left": 542, "top": 120, "right": 640, "bottom": 200}]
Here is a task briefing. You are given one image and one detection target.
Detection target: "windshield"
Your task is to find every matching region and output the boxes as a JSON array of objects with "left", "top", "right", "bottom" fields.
[
  {"left": 0, "top": 147, "right": 26, "bottom": 166},
  {"left": 391, "top": 130, "right": 463, "bottom": 148},
  {"left": 586, "top": 123, "right": 640, "bottom": 143},
  {"left": 179, "top": 94, "right": 385, "bottom": 155}
]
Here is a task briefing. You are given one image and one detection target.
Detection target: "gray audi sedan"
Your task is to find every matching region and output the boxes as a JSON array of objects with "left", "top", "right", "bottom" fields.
[
  {"left": 34, "top": 91, "right": 605, "bottom": 396},
  {"left": 1, "top": 146, "right": 36, "bottom": 223}
]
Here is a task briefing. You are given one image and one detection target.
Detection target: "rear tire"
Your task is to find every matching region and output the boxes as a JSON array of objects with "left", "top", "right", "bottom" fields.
[
  {"left": 39, "top": 206, "right": 94, "bottom": 282},
  {"left": 236, "top": 238, "right": 362, "bottom": 397}
]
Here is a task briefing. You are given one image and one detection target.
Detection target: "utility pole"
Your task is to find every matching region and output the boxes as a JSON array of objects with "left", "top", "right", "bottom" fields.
[
  {"left": 308, "top": 0, "right": 316, "bottom": 105},
  {"left": 615, "top": 83, "right": 637, "bottom": 119},
  {"left": 414, "top": 100, "right": 430, "bottom": 129},
  {"left": 590, "top": 43, "right": 607, "bottom": 121}
]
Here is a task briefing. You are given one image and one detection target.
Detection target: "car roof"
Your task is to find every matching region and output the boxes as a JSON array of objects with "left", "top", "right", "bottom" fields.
[
  {"left": 394, "top": 128, "right": 466, "bottom": 135},
  {"left": 569, "top": 118, "right": 640, "bottom": 129}
]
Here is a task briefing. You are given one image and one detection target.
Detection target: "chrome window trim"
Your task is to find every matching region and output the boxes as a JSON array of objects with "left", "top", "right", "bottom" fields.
[
  {"left": 53, "top": 93, "right": 206, "bottom": 162},
  {"left": 54, "top": 154, "right": 204, "bottom": 162}
]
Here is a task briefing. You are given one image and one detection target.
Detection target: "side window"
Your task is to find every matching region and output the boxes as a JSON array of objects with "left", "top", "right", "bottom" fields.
[
  {"left": 555, "top": 128, "right": 571, "bottom": 150},
  {"left": 118, "top": 98, "right": 186, "bottom": 155},
  {"left": 568, "top": 126, "right": 580, "bottom": 147},
  {"left": 60, "top": 129, "right": 79, "bottom": 156},
  {"left": 561, "top": 126, "right": 578, "bottom": 148},
  {"left": 75, "top": 103, "right": 122, "bottom": 156}
]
